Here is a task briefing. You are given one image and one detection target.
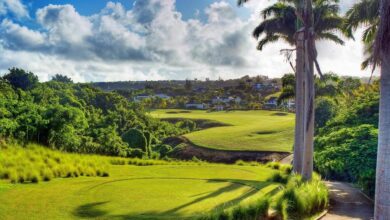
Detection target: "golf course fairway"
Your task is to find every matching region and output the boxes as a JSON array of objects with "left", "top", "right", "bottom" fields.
[
  {"left": 151, "top": 110, "right": 295, "bottom": 152},
  {"left": 0, "top": 164, "right": 279, "bottom": 219}
]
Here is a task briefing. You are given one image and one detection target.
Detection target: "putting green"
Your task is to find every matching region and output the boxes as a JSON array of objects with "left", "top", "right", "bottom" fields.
[
  {"left": 151, "top": 109, "right": 295, "bottom": 152},
  {"left": 0, "top": 165, "right": 279, "bottom": 219}
]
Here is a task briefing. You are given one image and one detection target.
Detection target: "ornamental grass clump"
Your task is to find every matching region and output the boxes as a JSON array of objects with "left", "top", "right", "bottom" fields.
[
  {"left": 0, "top": 143, "right": 110, "bottom": 184},
  {"left": 274, "top": 173, "right": 328, "bottom": 220}
]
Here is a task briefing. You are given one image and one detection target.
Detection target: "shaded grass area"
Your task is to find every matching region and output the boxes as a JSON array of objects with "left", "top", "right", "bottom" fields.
[
  {"left": 0, "top": 164, "right": 280, "bottom": 219},
  {"left": 151, "top": 109, "right": 295, "bottom": 152}
]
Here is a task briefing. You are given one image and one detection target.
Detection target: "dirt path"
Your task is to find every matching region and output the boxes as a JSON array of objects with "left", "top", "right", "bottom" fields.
[{"left": 320, "top": 181, "right": 374, "bottom": 220}]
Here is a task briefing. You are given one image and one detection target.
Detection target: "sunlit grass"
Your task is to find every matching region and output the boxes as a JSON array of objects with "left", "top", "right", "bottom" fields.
[
  {"left": 150, "top": 109, "right": 295, "bottom": 152},
  {"left": 0, "top": 143, "right": 109, "bottom": 184}
]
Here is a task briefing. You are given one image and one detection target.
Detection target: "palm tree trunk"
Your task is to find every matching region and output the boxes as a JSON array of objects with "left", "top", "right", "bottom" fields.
[
  {"left": 301, "top": 0, "right": 315, "bottom": 181},
  {"left": 374, "top": 41, "right": 390, "bottom": 220},
  {"left": 374, "top": 0, "right": 390, "bottom": 217},
  {"left": 293, "top": 29, "right": 305, "bottom": 174}
]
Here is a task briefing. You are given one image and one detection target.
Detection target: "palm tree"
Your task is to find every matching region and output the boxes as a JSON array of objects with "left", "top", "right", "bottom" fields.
[
  {"left": 240, "top": 0, "right": 346, "bottom": 51},
  {"left": 238, "top": 0, "right": 347, "bottom": 178},
  {"left": 374, "top": 0, "right": 390, "bottom": 217},
  {"left": 344, "top": 0, "right": 380, "bottom": 70}
]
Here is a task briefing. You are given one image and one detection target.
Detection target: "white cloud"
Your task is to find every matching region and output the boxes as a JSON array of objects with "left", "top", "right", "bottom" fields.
[
  {"left": 0, "top": 0, "right": 29, "bottom": 18},
  {"left": 0, "top": 0, "right": 372, "bottom": 82}
]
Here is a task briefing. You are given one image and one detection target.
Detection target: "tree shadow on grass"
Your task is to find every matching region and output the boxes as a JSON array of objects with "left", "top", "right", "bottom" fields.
[
  {"left": 73, "top": 201, "right": 109, "bottom": 218},
  {"left": 73, "top": 179, "right": 275, "bottom": 219},
  {"left": 163, "top": 179, "right": 273, "bottom": 215}
]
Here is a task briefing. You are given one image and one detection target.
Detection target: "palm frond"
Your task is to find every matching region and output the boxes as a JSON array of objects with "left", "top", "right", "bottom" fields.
[
  {"left": 316, "top": 32, "right": 345, "bottom": 44},
  {"left": 237, "top": 0, "right": 250, "bottom": 6},
  {"left": 257, "top": 35, "right": 280, "bottom": 50}
]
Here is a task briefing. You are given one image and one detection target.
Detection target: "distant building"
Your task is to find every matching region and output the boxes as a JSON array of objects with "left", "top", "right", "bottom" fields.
[
  {"left": 211, "top": 96, "right": 241, "bottom": 105},
  {"left": 155, "top": 94, "right": 171, "bottom": 99},
  {"left": 215, "top": 105, "right": 224, "bottom": 111},
  {"left": 264, "top": 97, "right": 278, "bottom": 108},
  {"left": 253, "top": 83, "right": 264, "bottom": 90},
  {"left": 282, "top": 99, "right": 295, "bottom": 110},
  {"left": 133, "top": 94, "right": 151, "bottom": 102},
  {"left": 185, "top": 102, "right": 208, "bottom": 109},
  {"left": 134, "top": 93, "right": 171, "bottom": 102}
]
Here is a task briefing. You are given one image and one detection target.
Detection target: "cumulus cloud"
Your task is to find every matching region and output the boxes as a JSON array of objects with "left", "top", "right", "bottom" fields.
[
  {"left": 0, "top": 0, "right": 29, "bottom": 18},
  {"left": 0, "top": 0, "right": 373, "bottom": 82}
]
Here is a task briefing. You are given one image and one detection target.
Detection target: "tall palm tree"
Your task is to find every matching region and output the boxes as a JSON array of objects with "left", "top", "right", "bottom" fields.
[
  {"left": 240, "top": 0, "right": 346, "bottom": 50},
  {"left": 238, "top": 0, "right": 347, "bottom": 178},
  {"left": 344, "top": 0, "right": 380, "bottom": 70},
  {"left": 374, "top": 0, "right": 390, "bottom": 217}
]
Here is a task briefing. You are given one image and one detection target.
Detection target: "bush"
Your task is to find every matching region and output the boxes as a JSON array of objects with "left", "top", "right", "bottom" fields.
[
  {"left": 127, "top": 148, "right": 146, "bottom": 158},
  {"left": 154, "top": 144, "right": 172, "bottom": 158},
  {"left": 176, "top": 119, "right": 197, "bottom": 131},
  {"left": 266, "top": 162, "right": 280, "bottom": 170},
  {"left": 268, "top": 172, "right": 289, "bottom": 184},
  {"left": 121, "top": 129, "right": 148, "bottom": 152}
]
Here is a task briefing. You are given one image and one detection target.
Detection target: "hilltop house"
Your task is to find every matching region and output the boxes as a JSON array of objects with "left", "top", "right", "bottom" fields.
[
  {"left": 185, "top": 102, "right": 208, "bottom": 109},
  {"left": 264, "top": 97, "right": 278, "bottom": 108},
  {"left": 134, "top": 93, "right": 171, "bottom": 102},
  {"left": 283, "top": 99, "right": 295, "bottom": 109},
  {"left": 211, "top": 96, "right": 241, "bottom": 105}
]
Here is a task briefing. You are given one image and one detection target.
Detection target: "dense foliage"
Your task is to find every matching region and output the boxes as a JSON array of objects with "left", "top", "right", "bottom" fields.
[
  {"left": 314, "top": 83, "right": 379, "bottom": 196},
  {"left": 0, "top": 68, "right": 184, "bottom": 158}
]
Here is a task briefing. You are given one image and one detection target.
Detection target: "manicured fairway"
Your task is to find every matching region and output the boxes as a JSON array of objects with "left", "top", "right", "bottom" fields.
[
  {"left": 0, "top": 164, "right": 279, "bottom": 219},
  {"left": 151, "top": 110, "right": 295, "bottom": 152}
]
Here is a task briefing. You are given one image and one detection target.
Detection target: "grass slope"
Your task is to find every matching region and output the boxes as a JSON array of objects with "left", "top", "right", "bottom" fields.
[
  {"left": 151, "top": 110, "right": 295, "bottom": 152},
  {"left": 0, "top": 163, "right": 279, "bottom": 219}
]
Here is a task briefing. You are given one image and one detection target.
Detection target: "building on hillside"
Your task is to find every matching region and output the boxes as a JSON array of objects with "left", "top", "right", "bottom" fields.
[
  {"left": 281, "top": 99, "right": 295, "bottom": 110},
  {"left": 215, "top": 105, "right": 224, "bottom": 111},
  {"left": 134, "top": 93, "right": 171, "bottom": 102},
  {"left": 185, "top": 102, "right": 208, "bottom": 109},
  {"left": 211, "top": 96, "right": 241, "bottom": 105},
  {"left": 253, "top": 83, "right": 264, "bottom": 90},
  {"left": 264, "top": 97, "right": 278, "bottom": 108},
  {"left": 133, "top": 94, "right": 151, "bottom": 102},
  {"left": 155, "top": 94, "right": 171, "bottom": 99}
]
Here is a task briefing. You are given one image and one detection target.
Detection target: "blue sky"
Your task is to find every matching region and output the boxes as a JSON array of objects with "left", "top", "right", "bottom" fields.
[
  {"left": 0, "top": 0, "right": 372, "bottom": 82},
  {"left": 22, "top": 0, "right": 250, "bottom": 20}
]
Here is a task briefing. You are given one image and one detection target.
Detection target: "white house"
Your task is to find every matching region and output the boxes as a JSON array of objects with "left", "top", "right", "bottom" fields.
[
  {"left": 155, "top": 94, "right": 171, "bottom": 99},
  {"left": 133, "top": 93, "right": 171, "bottom": 102},
  {"left": 211, "top": 96, "right": 241, "bottom": 105},
  {"left": 282, "top": 99, "right": 295, "bottom": 109},
  {"left": 264, "top": 97, "right": 278, "bottom": 108},
  {"left": 133, "top": 94, "right": 151, "bottom": 102},
  {"left": 185, "top": 102, "right": 208, "bottom": 109}
]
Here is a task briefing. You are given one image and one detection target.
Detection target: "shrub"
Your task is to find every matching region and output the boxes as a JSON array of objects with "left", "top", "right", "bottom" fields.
[
  {"left": 266, "top": 162, "right": 280, "bottom": 170},
  {"left": 127, "top": 148, "right": 145, "bottom": 158},
  {"left": 235, "top": 160, "right": 246, "bottom": 166},
  {"left": 154, "top": 144, "right": 172, "bottom": 158},
  {"left": 268, "top": 172, "right": 289, "bottom": 184},
  {"left": 176, "top": 119, "right": 197, "bottom": 131},
  {"left": 121, "top": 128, "right": 148, "bottom": 152}
]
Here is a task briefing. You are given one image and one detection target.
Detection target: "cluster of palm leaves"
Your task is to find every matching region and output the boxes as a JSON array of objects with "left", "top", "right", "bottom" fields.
[{"left": 238, "top": 0, "right": 379, "bottom": 70}]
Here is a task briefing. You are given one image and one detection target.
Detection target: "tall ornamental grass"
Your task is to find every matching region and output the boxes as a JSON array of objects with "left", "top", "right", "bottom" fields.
[
  {"left": 274, "top": 173, "right": 329, "bottom": 220},
  {"left": 0, "top": 143, "right": 109, "bottom": 184}
]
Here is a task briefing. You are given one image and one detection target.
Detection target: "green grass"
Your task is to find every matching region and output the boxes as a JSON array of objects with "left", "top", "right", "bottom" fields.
[
  {"left": 151, "top": 109, "right": 295, "bottom": 152},
  {"left": 0, "top": 147, "right": 280, "bottom": 219},
  {"left": 0, "top": 144, "right": 109, "bottom": 184}
]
